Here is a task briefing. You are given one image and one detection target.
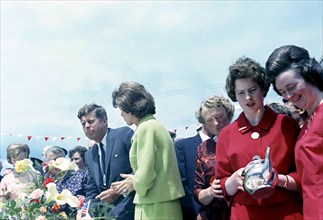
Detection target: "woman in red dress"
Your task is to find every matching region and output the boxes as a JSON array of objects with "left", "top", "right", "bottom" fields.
[
  {"left": 266, "top": 45, "right": 323, "bottom": 219},
  {"left": 215, "top": 57, "right": 303, "bottom": 220}
]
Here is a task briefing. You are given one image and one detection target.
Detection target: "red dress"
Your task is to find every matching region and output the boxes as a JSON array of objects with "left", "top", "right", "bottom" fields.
[
  {"left": 215, "top": 106, "right": 303, "bottom": 220},
  {"left": 295, "top": 103, "right": 323, "bottom": 219}
]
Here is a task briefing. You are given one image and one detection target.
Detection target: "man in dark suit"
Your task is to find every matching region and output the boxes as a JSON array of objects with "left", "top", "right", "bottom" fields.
[
  {"left": 175, "top": 128, "right": 202, "bottom": 220},
  {"left": 77, "top": 103, "right": 134, "bottom": 220}
]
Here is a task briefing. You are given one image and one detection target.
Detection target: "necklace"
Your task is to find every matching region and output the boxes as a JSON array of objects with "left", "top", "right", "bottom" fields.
[{"left": 305, "top": 103, "right": 321, "bottom": 133}]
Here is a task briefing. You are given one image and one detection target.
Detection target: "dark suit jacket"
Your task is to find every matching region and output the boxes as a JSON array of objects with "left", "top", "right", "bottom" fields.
[
  {"left": 175, "top": 133, "right": 202, "bottom": 220},
  {"left": 85, "top": 126, "right": 135, "bottom": 220}
]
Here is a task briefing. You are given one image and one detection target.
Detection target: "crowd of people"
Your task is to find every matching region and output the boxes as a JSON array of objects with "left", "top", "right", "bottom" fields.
[{"left": 0, "top": 45, "right": 322, "bottom": 220}]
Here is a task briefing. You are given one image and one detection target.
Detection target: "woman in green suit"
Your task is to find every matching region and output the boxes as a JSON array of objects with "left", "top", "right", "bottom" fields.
[{"left": 111, "top": 81, "right": 184, "bottom": 220}]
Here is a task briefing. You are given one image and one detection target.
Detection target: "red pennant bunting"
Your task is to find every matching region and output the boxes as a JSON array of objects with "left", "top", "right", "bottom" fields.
[{"left": 2, "top": 123, "right": 200, "bottom": 142}]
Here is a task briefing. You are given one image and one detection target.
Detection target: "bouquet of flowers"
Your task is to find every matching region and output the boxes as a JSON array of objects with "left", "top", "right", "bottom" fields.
[{"left": 0, "top": 158, "right": 81, "bottom": 220}]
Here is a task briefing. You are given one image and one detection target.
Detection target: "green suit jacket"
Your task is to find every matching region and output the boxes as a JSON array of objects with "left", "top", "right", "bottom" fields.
[{"left": 130, "top": 114, "right": 185, "bottom": 204}]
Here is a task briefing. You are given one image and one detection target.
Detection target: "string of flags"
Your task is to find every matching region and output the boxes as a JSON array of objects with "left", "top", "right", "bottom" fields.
[
  {"left": 0, "top": 132, "right": 87, "bottom": 142},
  {"left": 0, "top": 123, "right": 202, "bottom": 142}
]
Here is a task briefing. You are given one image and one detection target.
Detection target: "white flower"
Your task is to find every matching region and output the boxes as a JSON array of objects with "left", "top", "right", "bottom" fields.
[
  {"left": 69, "top": 161, "right": 78, "bottom": 171},
  {"left": 35, "top": 215, "right": 47, "bottom": 220},
  {"left": 45, "top": 182, "right": 80, "bottom": 207},
  {"left": 50, "top": 158, "right": 78, "bottom": 171}
]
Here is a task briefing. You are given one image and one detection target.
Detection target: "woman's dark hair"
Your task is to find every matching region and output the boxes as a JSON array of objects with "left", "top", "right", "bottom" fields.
[
  {"left": 112, "top": 81, "right": 156, "bottom": 118},
  {"left": 68, "top": 146, "right": 88, "bottom": 162},
  {"left": 225, "top": 56, "right": 270, "bottom": 102},
  {"left": 265, "top": 45, "right": 323, "bottom": 95}
]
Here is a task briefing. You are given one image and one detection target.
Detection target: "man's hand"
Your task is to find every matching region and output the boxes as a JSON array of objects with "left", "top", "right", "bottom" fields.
[{"left": 95, "top": 187, "right": 119, "bottom": 203}]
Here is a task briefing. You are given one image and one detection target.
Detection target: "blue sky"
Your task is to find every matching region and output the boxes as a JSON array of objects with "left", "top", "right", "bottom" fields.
[{"left": 1, "top": 1, "right": 322, "bottom": 167}]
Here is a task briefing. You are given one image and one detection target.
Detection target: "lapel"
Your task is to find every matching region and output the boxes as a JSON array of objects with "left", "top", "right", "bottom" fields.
[
  {"left": 104, "top": 128, "right": 114, "bottom": 175},
  {"left": 193, "top": 133, "right": 202, "bottom": 145},
  {"left": 92, "top": 144, "right": 101, "bottom": 186}
]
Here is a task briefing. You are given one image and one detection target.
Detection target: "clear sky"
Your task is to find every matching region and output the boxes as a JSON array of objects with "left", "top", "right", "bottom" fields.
[{"left": 1, "top": 1, "right": 322, "bottom": 165}]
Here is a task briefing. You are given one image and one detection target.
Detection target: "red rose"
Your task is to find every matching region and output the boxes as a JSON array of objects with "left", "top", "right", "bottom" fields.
[
  {"left": 51, "top": 203, "right": 60, "bottom": 212},
  {"left": 42, "top": 178, "right": 55, "bottom": 188}
]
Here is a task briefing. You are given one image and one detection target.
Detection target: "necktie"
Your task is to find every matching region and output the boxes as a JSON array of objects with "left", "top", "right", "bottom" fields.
[{"left": 99, "top": 143, "right": 106, "bottom": 186}]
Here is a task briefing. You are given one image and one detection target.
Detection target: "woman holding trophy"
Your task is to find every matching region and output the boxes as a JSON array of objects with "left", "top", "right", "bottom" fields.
[{"left": 215, "top": 57, "right": 303, "bottom": 220}]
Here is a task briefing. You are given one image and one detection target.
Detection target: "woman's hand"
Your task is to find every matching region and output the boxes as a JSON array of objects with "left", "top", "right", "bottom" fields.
[
  {"left": 198, "top": 178, "right": 224, "bottom": 205},
  {"left": 210, "top": 178, "right": 224, "bottom": 199},
  {"left": 225, "top": 167, "right": 245, "bottom": 196},
  {"left": 111, "top": 173, "right": 134, "bottom": 196}
]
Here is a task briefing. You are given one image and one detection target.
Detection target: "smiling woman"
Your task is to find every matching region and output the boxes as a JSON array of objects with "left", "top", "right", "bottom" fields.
[{"left": 265, "top": 45, "right": 323, "bottom": 220}]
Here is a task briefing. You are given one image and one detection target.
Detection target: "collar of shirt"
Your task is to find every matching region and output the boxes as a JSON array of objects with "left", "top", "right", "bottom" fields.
[
  {"left": 237, "top": 106, "right": 275, "bottom": 134},
  {"left": 199, "top": 131, "right": 210, "bottom": 142},
  {"left": 95, "top": 130, "right": 108, "bottom": 148}
]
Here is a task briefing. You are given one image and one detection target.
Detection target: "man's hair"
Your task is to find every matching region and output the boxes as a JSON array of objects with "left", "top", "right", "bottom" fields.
[{"left": 77, "top": 103, "right": 107, "bottom": 121}]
